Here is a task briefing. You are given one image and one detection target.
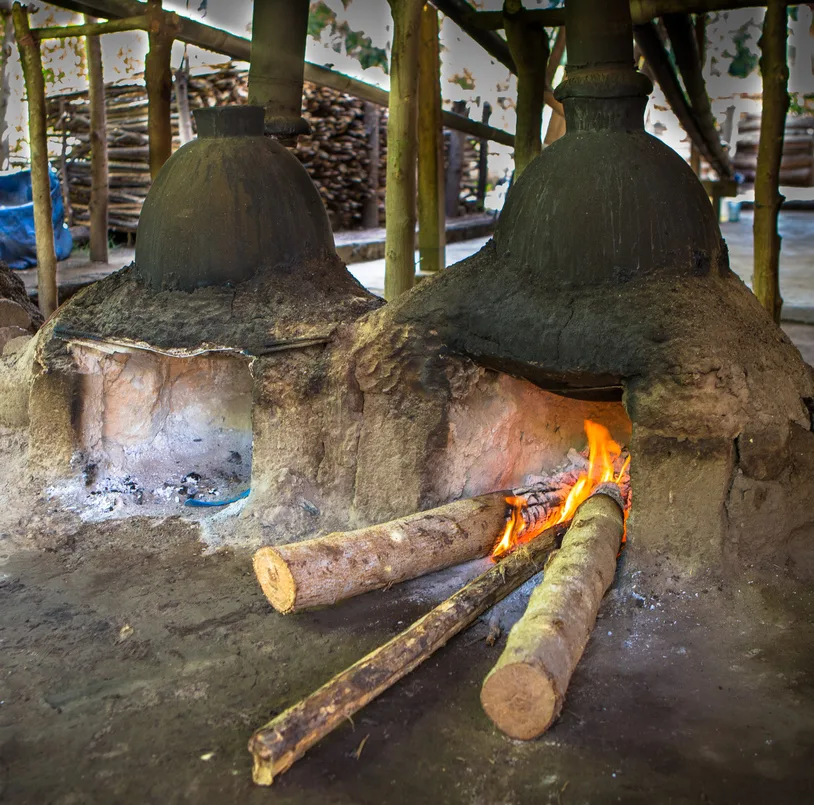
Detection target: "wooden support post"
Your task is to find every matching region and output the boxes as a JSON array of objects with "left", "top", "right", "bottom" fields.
[
  {"left": 12, "top": 2, "right": 58, "bottom": 317},
  {"left": 362, "top": 102, "right": 381, "bottom": 228},
  {"left": 481, "top": 490, "right": 624, "bottom": 739},
  {"left": 249, "top": 519, "right": 569, "bottom": 785},
  {"left": 145, "top": 0, "right": 174, "bottom": 179},
  {"left": 0, "top": 9, "right": 14, "bottom": 170},
  {"left": 504, "top": 0, "right": 549, "bottom": 177},
  {"left": 57, "top": 98, "right": 72, "bottom": 226},
  {"left": 753, "top": 1, "right": 789, "bottom": 324},
  {"left": 689, "top": 12, "right": 706, "bottom": 175},
  {"left": 174, "top": 61, "right": 193, "bottom": 145},
  {"left": 543, "top": 27, "right": 567, "bottom": 146},
  {"left": 417, "top": 3, "right": 444, "bottom": 275},
  {"left": 445, "top": 99, "right": 467, "bottom": 217},
  {"left": 384, "top": 0, "right": 422, "bottom": 300},
  {"left": 84, "top": 15, "right": 108, "bottom": 263},
  {"left": 477, "top": 101, "right": 492, "bottom": 209}
]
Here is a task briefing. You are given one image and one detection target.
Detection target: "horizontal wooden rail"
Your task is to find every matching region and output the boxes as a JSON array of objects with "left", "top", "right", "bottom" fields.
[
  {"left": 468, "top": 1, "right": 794, "bottom": 30},
  {"left": 33, "top": 15, "right": 150, "bottom": 39}
]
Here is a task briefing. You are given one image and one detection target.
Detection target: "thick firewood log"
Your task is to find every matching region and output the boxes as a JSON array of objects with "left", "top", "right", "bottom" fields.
[
  {"left": 480, "top": 490, "right": 624, "bottom": 740},
  {"left": 253, "top": 477, "right": 576, "bottom": 614},
  {"left": 254, "top": 493, "right": 509, "bottom": 614},
  {"left": 248, "top": 519, "right": 569, "bottom": 785}
]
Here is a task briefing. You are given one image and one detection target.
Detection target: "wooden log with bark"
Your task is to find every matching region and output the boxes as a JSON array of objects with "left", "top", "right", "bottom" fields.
[
  {"left": 480, "top": 488, "right": 625, "bottom": 740},
  {"left": 253, "top": 471, "right": 584, "bottom": 614},
  {"left": 248, "top": 518, "right": 571, "bottom": 785}
]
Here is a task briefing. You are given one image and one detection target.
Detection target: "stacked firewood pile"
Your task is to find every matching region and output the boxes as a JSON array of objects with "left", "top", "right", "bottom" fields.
[
  {"left": 733, "top": 113, "right": 814, "bottom": 187},
  {"left": 46, "top": 65, "right": 484, "bottom": 234}
]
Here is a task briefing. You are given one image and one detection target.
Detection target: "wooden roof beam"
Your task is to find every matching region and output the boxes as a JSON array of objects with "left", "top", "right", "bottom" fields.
[{"left": 469, "top": 1, "right": 796, "bottom": 30}]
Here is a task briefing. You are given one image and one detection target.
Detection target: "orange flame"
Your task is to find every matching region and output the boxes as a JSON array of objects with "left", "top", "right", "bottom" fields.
[{"left": 491, "top": 420, "right": 628, "bottom": 559}]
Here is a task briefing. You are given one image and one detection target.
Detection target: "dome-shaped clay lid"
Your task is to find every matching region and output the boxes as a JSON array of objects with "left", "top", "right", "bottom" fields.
[{"left": 134, "top": 106, "right": 337, "bottom": 292}]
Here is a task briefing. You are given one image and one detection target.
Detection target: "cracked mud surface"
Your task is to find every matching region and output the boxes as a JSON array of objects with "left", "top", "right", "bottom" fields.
[{"left": 1, "top": 517, "right": 812, "bottom": 804}]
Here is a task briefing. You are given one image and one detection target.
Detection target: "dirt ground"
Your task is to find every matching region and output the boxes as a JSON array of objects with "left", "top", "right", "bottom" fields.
[{"left": 1, "top": 511, "right": 812, "bottom": 805}]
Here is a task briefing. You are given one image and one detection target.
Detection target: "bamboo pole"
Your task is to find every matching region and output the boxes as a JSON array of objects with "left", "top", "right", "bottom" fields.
[
  {"left": 84, "top": 15, "right": 108, "bottom": 263},
  {"left": 12, "top": 2, "right": 58, "bottom": 317},
  {"left": 174, "top": 60, "right": 193, "bottom": 145},
  {"left": 417, "top": 3, "right": 444, "bottom": 275},
  {"left": 145, "top": 0, "right": 174, "bottom": 179},
  {"left": 753, "top": 1, "right": 789, "bottom": 324},
  {"left": 44, "top": 0, "right": 517, "bottom": 147},
  {"left": 662, "top": 13, "right": 732, "bottom": 178},
  {"left": 33, "top": 15, "right": 149, "bottom": 39},
  {"left": 504, "top": 0, "right": 549, "bottom": 177},
  {"left": 384, "top": 0, "right": 422, "bottom": 300},
  {"left": 249, "top": 518, "right": 570, "bottom": 786},
  {"left": 543, "top": 26, "right": 567, "bottom": 146},
  {"left": 362, "top": 101, "right": 380, "bottom": 228},
  {"left": 469, "top": 1, "right": 797, "bottom": 30},
  {"left": 477, "top": 101, "right": 492, "bottom": 208}
]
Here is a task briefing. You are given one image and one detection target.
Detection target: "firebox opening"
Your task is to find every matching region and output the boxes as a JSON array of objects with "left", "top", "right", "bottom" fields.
[
  {"left": 442, "top": 369, "right": 632, "bottom": 503},
  {"left": 70, "top": 344, "right": 253, "bottom": 511}
]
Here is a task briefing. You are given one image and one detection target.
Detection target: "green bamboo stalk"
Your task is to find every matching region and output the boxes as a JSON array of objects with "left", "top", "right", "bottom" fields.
[
  {"left": 753, "top": 1, "right": 789, "bottom": 324},
  {"left": 12, "top": 2, "right": 57, "bottom": 317}
]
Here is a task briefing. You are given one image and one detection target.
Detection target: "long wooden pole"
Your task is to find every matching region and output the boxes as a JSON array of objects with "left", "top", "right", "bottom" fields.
[
  {"left": 503, "top": 0, "right": 549, "bottom": 177},
  {"left": 12, "top": 2, "right": 58, "bottom": 317},
  {"left": 753, "top": 1, "right": 789, "bottom": 324},
  {"left": 663, "top": 13, "right": 732, "bottom": 179},
  {"left": 362, "top": 101, "right": 381, "bottom": 228},
  {"left": 84, "top": 15, "right": 109, "bottom": 263},
  {"left": 145, "top": 0, "right": 174, "bottom": 179},
  {"left": 417, "top": 3, "right": 444, "bottom": 275},
  {"left": 46, "top": 0, "right": 517, "bottom": 147},
  {"left": 469, "top": 1, "right": 798, "bottom": 30},
  {"left": 33, "top": 15, "right": 149, "bottom": 39},
  {"left": 248, "top": 519, "right": 570, "bottom": 785},
  {"left": 384, "top": 0, "right": 422, "bottom": 300}
]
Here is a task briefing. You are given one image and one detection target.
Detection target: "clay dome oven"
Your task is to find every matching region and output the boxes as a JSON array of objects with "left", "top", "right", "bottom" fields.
[{"left": 134, "top": 105, "right": 336, "bottom": 292}]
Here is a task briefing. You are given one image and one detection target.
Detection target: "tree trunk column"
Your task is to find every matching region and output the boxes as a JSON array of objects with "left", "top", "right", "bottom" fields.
[
  {"left": 384, "top": 0, "right": 422, "bottom": 301},
  {"left": 12, "top": 2, "right": 58, "bottom": 317},
  {"left": 753, "top": 1, "right": 789, "bottom": 324},
  {"left": 417, "top": 3, "right": 444, "bottom": 275},
  {"left": 146, "top": 0, "right": 174, "bottom": 179},
  {"left": 85, "top": 15, "right": 109, "bottom": 263},
  {"left": 248, "top": 0, "right": 310, "bottom": 139}
]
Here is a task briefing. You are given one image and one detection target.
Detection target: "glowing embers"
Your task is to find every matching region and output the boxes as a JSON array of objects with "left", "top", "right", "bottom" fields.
[{"left": 492, "top": 420, "right": 630, "bottom": 559}]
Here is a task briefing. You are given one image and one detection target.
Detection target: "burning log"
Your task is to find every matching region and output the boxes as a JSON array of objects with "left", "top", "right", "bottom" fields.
[
  {"left": 253, "top": 482, "right": 572, "bottom": 614},
  {"left": 480, "top": 487, "right": 625, "bottom": 740},
  {"left": 248, "top": 518, "right": 570, "bottom": 785}
]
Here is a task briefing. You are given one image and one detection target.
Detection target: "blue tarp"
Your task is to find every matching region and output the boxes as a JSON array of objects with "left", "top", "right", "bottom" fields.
[{"left": 0, "top": 168, "right": 73, "bottom": 269}]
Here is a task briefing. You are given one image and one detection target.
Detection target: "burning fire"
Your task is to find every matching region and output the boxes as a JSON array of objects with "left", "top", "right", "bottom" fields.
[{"left": 491, "top": 420, "right": 630, "bottom": 559}]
